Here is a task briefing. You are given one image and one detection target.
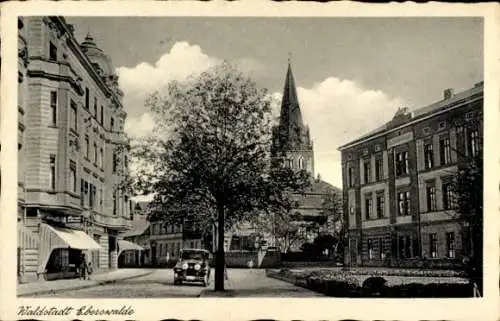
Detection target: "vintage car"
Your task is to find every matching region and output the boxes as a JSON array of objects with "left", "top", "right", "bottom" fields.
[{"left": 173, "top": 249, "right": 211, "bottom": 286}]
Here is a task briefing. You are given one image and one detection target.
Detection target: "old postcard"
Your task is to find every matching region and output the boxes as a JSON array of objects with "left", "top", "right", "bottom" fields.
[{"left": 1, "top": 1, "right": 499, "bottom": 320}]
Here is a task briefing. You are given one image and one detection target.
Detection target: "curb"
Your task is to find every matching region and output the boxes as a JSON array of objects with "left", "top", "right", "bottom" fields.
[
  {"left": 197, "top": 289, "right": 236, "bottom": 298},
  {"left": 18, "top": 270, "right": 155, "bottom": 297}
]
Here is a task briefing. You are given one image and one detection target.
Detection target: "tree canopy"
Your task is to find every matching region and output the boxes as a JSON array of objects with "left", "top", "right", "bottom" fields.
[{"left": 130, "top": 62, "right": 310, "bottom": 291}]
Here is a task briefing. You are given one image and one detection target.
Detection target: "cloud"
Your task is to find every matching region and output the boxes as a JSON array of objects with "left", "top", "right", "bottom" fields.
[
  {"left": 273, "top": 77, "right": 405, "bottom": 187},
  {"left": 124, "top": 112, "right": 155, "bottom": 139},
  {"left": 118, "top": 41, "right": 221, "bottom": 99}
]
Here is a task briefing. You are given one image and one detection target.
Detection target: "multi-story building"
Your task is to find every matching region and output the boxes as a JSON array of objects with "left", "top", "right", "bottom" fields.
[
  {"left": 17, "top": 16, "right": 133, "bottom": 282},
  {"left": 338, "top": 82, "right": 483, "bottom": 268}
]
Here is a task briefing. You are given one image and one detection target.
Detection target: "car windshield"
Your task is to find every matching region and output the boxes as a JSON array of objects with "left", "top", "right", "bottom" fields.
[{"left": 181, "top": 251, "right": 206, "bottom": 260}]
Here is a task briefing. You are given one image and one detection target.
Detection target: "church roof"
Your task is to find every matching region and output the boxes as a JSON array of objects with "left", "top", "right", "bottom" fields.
[{"left": 275, "top": 62, "right": 309, "bottom": 151}]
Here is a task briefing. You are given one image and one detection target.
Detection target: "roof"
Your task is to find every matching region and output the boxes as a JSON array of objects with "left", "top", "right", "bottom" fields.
[
  {"left": 294, "top": 179, "right": 342, "bottom": 210},
  {"left": 122, "top": 217, "right": 150, "bottom": 237},
  {"left": 338, "top": 82, "right": 484, "bottom": 150}
]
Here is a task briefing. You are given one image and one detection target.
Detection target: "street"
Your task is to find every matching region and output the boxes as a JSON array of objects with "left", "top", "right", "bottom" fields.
[{"left": 33, "top": 268, "right": 322, "bottom": 298}]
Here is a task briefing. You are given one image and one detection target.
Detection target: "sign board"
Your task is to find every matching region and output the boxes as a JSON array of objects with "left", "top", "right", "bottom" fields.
[{"left": 66, "top": 216, "right": 83, "bottom": 224}]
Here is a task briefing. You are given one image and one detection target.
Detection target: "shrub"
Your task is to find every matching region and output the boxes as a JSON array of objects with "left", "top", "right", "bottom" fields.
[{"left": 362, "top": 276, "right": 388, "bottom": 295}]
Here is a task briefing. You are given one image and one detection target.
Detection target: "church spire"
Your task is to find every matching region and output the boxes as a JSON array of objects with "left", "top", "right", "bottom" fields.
[{"left": 277, "top": 59, "right": 307, "bottom": 151}]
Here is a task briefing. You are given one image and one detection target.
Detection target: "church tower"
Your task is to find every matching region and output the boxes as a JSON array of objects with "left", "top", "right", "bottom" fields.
[{"left": 272, "top": 60, "right": 315, "bottom": 177}]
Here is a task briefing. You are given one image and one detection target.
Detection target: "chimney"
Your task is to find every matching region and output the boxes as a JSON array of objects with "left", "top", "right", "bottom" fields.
[{"left": 444, "top": 88, "right": 454, "bottom": 100}]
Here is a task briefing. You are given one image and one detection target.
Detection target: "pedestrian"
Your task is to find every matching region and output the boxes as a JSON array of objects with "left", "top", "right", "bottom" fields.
[
  {"left": 87, "top": 261, "right": 93, "bottom": 280},
  {"left": 79, "top": 253, "right": 88, "bottom": 280}
]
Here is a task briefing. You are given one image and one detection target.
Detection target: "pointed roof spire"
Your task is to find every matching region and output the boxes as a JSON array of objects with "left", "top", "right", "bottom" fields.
[{"left": 277, "top": 58, "right": 306, "bottom": 151}]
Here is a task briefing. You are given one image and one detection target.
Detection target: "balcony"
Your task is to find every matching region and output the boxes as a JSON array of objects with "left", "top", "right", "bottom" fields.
[{"left": 92, "top": 211, "right": 132, "bottom": 231}]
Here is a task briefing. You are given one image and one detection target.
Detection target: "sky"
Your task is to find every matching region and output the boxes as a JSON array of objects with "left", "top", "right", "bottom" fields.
[{"left": 67, "top": 17, "right": 483, "bottom": 188}]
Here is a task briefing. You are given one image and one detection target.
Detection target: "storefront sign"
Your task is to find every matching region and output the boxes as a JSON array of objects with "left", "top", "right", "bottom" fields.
[{"left": 67, "top": 216, "right": 83, "bottom": 224}]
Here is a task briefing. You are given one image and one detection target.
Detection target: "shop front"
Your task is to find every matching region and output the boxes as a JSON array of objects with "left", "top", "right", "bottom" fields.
[{"left": 37, "top": 223, "right": 102, "bottom": 280}]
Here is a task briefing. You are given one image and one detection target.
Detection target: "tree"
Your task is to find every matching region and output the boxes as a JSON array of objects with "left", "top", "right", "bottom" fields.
[
  {"left": 131, "top": 62, "right": 308, "bottom": 291},
  {"left": 452, "top": 147, "right": 483, "bottom": 295},
  {"left": 320, "top": 192, "right": 346, "bottom": 261}
]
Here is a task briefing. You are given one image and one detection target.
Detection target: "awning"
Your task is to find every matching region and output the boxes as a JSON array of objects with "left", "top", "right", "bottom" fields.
[
  {"left": 47, "top": 224, "right": 102, "bottom": 250},
  {"left": 118, "top": 240, "right": 144, "bottom": 256},
  {"left": 38, "top": 223, "right": 102, "bottom": 273}
]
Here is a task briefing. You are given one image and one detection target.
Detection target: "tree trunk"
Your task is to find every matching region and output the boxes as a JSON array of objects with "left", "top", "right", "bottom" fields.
[{"left": 214, "top": 203, "right": 225, "bottom": 291}]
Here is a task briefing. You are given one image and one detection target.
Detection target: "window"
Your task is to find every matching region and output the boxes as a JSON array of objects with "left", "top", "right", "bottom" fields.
[
  {"left": 50, "top": 91, "right": 57, "bottom": 125},
  {"left": 84, "top": 181, "right": 89, "bottom": 207},
  {"left": 363, "top": 159, "right": 371, "bottom": 184},
  {"left": 364, "top": 196, "right": 372, "bottom": 220},
  {"left": 93, "top": 143, "right": 98, "bottom": 164},
  {"left": 94, "top": 97, "right": 98, "bottom": 117},
  {"left": 397, "top": 191, "right": 410, "bottom": 216},
  {"left": 124, "top": 195, "right": 129, "bottom": 216},
  {"left": 80, "top": 179, "right": 85, "bottom": 206},
  {"left": 395, "top": 151, "right": 409, "bottom": 176},
  {"left": 124, "top": 155, "right": 128, "bottom": 170},
  {"left": 84, "top": 136, "right": 89, "bottom": 158},
  {"left": 99, "top": 148, "right": 104, "bottom": 168},
  {"left": 429, "top": 233, "right": 438, "bottom": 258},
  {"left": 99, "top": 187, "right": 103, "bottom": 208},
  {"left": 376, "top": 193, "right": 384, "bottom": 219},
  {"left": 348, "top": 167, "right": 354, "bottom": 187},
  {"left": 112, "top": 153, "right": 118, "bottom": 173},
  {"left": 368, "top": 239, "right": 374, "bottom": 260},
  {"left": 113, "top": 190, "right": 117, "bottom": 215},
  {"left": 424, "top": 143, "right": 434, "bottom": 169},
  {"left": 89, "top": 183, "right": 94, "bottom": 208},
  {"left": 446, "top": 232, "right": 455, "bottom": 258},
  {"left": 69, "top": 161, "right": 76, "bottom": 192},
  {"left": 443, "top": 183, "right": 456, "bottom": 210},
  {"left": 110, "top": 117, "right": 115, "bottom": 132},
  {"left": 49, "top": 155, "right": 56, "bottom": 190},
  {"left": 426, "top": 185, "right": 437, "bottom": 212},
  {"left": 85, "top": 88, "right": 90, "bottom": 110},
  {"left": 100, "top": 106, "right": 104, "bottom": 125},
  {"left": 297, "top": 157, "right": 304, "bottom": 170},
  {"left": 70, "top": 100, "right": 77, "bottom": 132},
  {"left": 468, "top": 129, "right": 481, "bottom": 157},
  {"left": 375, "top": 157, "right": 383, "bottom": 181},
  {"left": 379, "top": 238, "right": 384, "bottom": 260},
  {"left": 49, "top": 42, "right": 57, "bottom": 61},
  {"left": 405, "top": 235, "right": 412, "bottom": 258},
  {"left": 439, "top": 136, "right": 451, "bottom": 165},
  {"left": 398, "top": 236, "right": 406, "bottom": 259}
]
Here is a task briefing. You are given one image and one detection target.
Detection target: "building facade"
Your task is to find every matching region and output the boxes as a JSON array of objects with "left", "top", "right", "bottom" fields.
[
  {"left": 17, "top": 16, "right": 133, "bottom": 282},
  {"left": 339, "top": 83, "right": 483, "bottom": 268}
]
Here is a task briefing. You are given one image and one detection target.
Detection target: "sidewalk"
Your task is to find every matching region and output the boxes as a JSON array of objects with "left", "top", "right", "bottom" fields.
[{"left": 18, "top": 268, "right": 154, "bottom": 297}]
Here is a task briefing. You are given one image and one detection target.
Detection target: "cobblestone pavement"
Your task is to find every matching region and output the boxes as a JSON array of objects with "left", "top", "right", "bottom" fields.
[{"left": 33, "top": 268, "right": 321, "bottom": 298}]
